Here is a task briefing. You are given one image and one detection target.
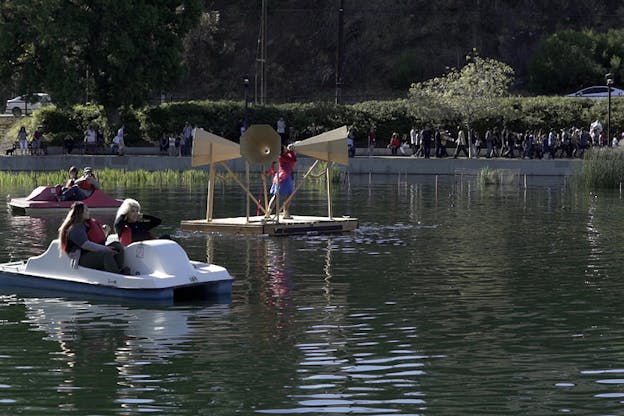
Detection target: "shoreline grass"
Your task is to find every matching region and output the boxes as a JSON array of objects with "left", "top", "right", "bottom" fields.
[
  {"left": 477, "top": 167, "right": 521, "bottom": 186},
  {"left": 0, "top": 167, "right": 340, "bottom": 190},
  {"left": 576, "top": 148, "right": 624, "bottom": 189},
  {"left": 0, "top": 169, "right": 224, "bottom": 189}
]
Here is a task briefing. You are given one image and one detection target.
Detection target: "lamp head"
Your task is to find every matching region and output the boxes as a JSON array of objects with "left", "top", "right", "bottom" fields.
[{"left": 606, "top": 73, "right": 614, "bottom": 85}]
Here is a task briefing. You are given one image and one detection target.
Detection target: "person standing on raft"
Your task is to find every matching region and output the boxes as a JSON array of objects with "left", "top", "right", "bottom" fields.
[{"left": 267, "top": 143, "right": 297, "bottom": 218}]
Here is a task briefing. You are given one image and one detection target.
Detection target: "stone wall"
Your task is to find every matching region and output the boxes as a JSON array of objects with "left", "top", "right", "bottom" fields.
[{"left": 0, "top": 152, "right": 581, "bottom": 176}]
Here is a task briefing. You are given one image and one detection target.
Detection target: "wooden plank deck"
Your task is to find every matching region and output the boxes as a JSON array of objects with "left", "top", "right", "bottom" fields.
[{"left": 180, "top": 215, "right": 359, "bottom": 236}]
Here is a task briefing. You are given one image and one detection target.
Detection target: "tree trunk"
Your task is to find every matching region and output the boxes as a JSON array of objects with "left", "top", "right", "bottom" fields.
[
  {"left": 104, "top": 105, "right": 121, "bottom": 133},
  {"left": 466, "top": 121, "right": 472, "bottom": 158}
]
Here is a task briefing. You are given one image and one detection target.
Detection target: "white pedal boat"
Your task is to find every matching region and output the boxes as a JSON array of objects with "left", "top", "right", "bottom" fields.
[{"left": 0, "top": 239, "right": 233, "bottom": 302}]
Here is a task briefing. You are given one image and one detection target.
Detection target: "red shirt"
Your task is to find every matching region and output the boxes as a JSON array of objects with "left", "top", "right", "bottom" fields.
[{"left": 272, "top": 150, "right": 297, "bottom": 184}]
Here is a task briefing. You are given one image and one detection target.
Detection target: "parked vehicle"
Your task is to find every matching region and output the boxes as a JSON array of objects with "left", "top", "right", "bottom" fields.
[
  {"left": 5, "top": 93, "right": 52, "bottom": 116},
  {"left": 566, "top": 86, "right": 624, "bottom": 98}
]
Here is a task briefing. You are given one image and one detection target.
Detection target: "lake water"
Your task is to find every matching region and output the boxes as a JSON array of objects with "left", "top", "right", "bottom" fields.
[{"left": 1, "top": 173, "right": 624, "bottom": 415}]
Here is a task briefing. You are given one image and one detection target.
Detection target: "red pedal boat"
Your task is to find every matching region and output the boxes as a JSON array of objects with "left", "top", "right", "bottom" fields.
[{"left": 8, "top": 186, "right": 122, "bottom": 215}]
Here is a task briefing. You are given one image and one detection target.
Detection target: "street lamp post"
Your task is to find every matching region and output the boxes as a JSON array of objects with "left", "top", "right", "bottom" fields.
[
  {"left": 243, "top": 76, "right": 250, "bottom": 130},
  {"left": 606, "top": 73, "right": 613, "bottom": 145}
]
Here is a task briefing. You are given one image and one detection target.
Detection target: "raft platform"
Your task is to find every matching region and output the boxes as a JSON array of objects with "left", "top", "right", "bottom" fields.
[{"left": 180, "top": 215, "right": 359, "bottom": 236}]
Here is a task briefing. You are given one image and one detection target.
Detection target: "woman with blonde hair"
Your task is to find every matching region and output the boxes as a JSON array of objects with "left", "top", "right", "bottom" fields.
[
  {"left": 58, "top": 202, "right": 126, "bottom": 273},
  {"left": 114, "top": 198, "right": 164, "bottom": 246}
]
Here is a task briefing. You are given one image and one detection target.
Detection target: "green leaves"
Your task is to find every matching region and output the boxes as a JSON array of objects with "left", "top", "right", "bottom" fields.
[
  {"left": 408, "top": 50, "right": 515, "bottom": 127},
  {"left": 528, "top": 29, "right": 624, "bottom": 94},
  {"left": 0, "top": 0, "right": 202, "bottom": 125}
]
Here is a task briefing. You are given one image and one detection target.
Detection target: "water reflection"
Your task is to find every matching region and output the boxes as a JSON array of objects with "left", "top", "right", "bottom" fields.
[
  {"left": 258, "top": 306, "right": 433, "bottom": 415},
  {"left": 3, "top": 178, "right": 624, "bottom": 414},
  {"left": 14, "top": 296, "right": 230, "bottom": 412},
  {"left": 244, "top": 233, "right": 433, "bottom": 415},
  {"left": 2, "top": 215, "right": 52, "bottom": 259},
  {"left": 21, "top": 297, "right": 230, "bottom": 359}
]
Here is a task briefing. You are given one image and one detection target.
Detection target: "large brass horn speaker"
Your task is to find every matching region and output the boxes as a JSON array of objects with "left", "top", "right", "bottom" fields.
[{"left": 240, "top": 124, "right": 282, "bottom": 164}]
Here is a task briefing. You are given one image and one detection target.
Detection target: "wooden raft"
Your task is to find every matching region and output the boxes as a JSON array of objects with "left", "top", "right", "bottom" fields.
[
  {"left": 186, "top": 125, "right": 358, "bottom": 236},
  {"left": 181, "top": 215, "right": 359, "bottom": 236}
]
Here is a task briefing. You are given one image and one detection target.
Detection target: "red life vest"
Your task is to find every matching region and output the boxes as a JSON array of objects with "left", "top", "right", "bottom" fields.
[
  {"left": 86, "top": 218, "right": 107, "bottom": 244},
  {"left": 118, "top": 225, "right": 155, "bottom": 246},
  {"left": 77, "top": 178, "right": 93, "bottom": 191},
  {"left": 119, "top": 226, "right": 133, "bottom": 246}
]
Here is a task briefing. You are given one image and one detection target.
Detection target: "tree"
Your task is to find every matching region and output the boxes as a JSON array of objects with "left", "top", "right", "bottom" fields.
[
  {"left": 527, "top": 30, "right": 602, "bottom": 94},
  {"left": 0, "top": 0, "right": 201, "bottom": 128},
  {"left": 408, "top": 50, "right": 515, "bottom": 157}
]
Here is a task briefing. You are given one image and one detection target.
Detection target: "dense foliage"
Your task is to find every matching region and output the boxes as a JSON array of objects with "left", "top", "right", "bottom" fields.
[
  {"left": 172, "top": 1, "right": 624, "bottom": 101},
  {"left": 7, "top": 95, "right": 623, "bottom": 150},
  {"left": 528, "top": 29, "right": 624, "bottom": 94},
  {"left": 409, "top": 52, "right": 515, "bottom": 141},
  {"left": 0, "top": 0, "right": 201, "bottom": 126},
  {"left": 3, "top": 1, "right": 624, "bottom": 112}
]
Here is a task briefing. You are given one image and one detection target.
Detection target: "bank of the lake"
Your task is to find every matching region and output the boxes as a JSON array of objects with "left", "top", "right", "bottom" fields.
[{"left": 0, "top": 152, "right": 581, "bottom": 176}]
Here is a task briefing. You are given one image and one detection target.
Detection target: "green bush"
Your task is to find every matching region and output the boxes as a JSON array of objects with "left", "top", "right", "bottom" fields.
[
  {"left": 71, "top": 104, "right": 108, "bottom": 139},
  {"left": 7, "top": 95, "right": 624, "bottom": 149},
  {"left": 350, "top": 99, "right": 414, "bottom": 146},
  {"left": 138, "top": 100, "right": 244, "bottom": 140}
]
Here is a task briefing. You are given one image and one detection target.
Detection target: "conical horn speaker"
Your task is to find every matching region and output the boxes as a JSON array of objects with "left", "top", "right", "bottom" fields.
[
  {"left": 290, "top": 126, "right": 349, "bottom": 166},
  {"left": 192, "top": 128, "right": 241, "bottom": 167},
  {"left": 240, "top": 124, "right": 282, "bottom": 164}
]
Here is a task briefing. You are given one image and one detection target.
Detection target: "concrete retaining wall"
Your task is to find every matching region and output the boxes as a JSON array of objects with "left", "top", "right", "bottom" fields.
[{"left": 0, "top": 152, "right": 582, "bottom": 176}]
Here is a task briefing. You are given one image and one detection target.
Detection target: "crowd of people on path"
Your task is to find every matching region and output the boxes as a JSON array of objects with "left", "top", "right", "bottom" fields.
[
  {"left": 159, "top": 121, "right": 194, "bottom": 156},
  {"left": 7, "top": 123, "right": 129, "bottom": 156},
  {"left": 8, "top": 115, "right": 622, "bottom": 162},
  {"left": 358, "top": 120, "right": 624, "bottom": 160},
  {"left": 7, "top": 125, "right": 48, "bottom": 155},
  {"left": 7, "top": 117, "right": 306, "bottom": 158}
]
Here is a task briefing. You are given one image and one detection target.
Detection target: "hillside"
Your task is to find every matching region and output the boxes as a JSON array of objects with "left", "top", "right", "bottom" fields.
[{"left": 170, "top": 0, "right": 624, "bottom": 103}]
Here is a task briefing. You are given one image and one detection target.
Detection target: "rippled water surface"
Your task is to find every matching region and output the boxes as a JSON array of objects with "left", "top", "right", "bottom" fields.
[{"left": 1, "top": 174, "right": 624, "bottom": 415}]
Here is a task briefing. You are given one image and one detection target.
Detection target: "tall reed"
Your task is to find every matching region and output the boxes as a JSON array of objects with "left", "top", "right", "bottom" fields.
[
  {"left": 477, "top": 167, "right": 520, "bottom": 186},
  {"left": 0, "top": 167, "right": 338, "bottom": 193},
  {"left": 308, "top": 162, "right": 343, "bottom": 184},
  {"left": 0, "top": 169, "right": 221, "bottom": 189},
  {"left": 576, "top": 147, "right": 624, "bottom": 189}
]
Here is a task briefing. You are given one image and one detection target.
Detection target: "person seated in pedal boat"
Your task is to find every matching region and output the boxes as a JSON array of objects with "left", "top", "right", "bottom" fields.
[
  {"left": 59, "top": 166, "right": 101, "bottom": 201},
  {"left": 114, "top": 198, "right": 169, "bottom": 246},
  {"left": 58, "top": 201, "right": 128, "bottom": 274}
]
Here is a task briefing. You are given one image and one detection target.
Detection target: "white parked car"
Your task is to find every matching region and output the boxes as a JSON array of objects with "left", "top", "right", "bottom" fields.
[
  {"left": 566, "top": 86, "right": 624, "bottom": 98},
  {"left": 5, "top": 93, "right": 52, "bottom": 116}
]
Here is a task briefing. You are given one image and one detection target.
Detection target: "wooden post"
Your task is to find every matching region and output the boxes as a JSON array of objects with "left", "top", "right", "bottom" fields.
[
  {"left": 206, "top": 163, "right": 216, "bottom": 222},
  {"left": 261, "top": 165, "right": 269, "bottom": 216},
  {"left": 220, "top": 163, "right": 266, "bottom": 215},
  {"left": 326, "top": 161, "right": 333, "bottom": 219},
  {"left": 275, "top": 162, "right": 281, "bottom": 222},
  {"left": 245, "top": 161, "right": 250, "bottom": 222},
  {"left": 282, "top": 159, "right": 319, "bottom": 208}
]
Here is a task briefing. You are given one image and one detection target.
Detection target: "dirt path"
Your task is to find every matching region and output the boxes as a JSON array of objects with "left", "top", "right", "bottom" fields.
[{"left": 0, "top": 117, "right": 17, "bottom": 152}]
